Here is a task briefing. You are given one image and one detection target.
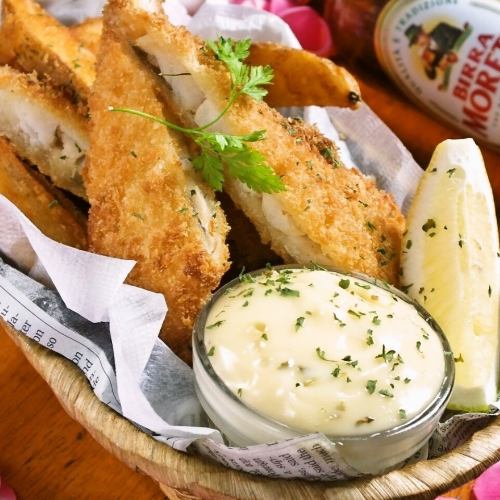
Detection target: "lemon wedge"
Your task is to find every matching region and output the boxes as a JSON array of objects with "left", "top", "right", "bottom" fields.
[{"left": 401, "top": 139, "right": 499, "bottom": 411}]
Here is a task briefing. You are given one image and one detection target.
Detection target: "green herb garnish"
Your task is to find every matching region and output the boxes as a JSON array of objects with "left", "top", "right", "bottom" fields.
[
  {"left": 315, "top": 347, "right": 337, "bottom": 363},
  {"left": 356, "top": 416, "right": 375, "bottom": 426},
  {"left": 422, "top": 219, "right": 436, "bottom": 232},
  {"left": 207, "top": 320, "right": 225, "bottom": 329},
  {"left": 355, "top": 282, "right": 371, "bottom": 290},
  {"left": 238, "top": 267, "right": 255, "bottom": 284},
  {"left": 339, "top": 279, "right": 350, "bottom": 289},
  {"left": 366, "top": 380, "right": 377, "bottom": 394},
  {"left": 207, "top": 346, "right": 215, "bottom": 356},
  {"left": 347, "top": 309, "right": 363, "bottom": 318},
  {"left": 375, "top": 344, "right": 396, "bottom": 363},
  {"left": 320, "top": 147, "right": 334, "bottom": 161},
  {"left": 110, "top": 38, "right": 283, "bottom": 194},
  {"left": 378, "top": 388, "right": 394, "bottom": 398},
  {"left": 333, "top": 313, "right": 346, "bottom": 328},
  {"left": 366, "top": 329, "right": 374, "bottom": 346},
  {"left": 295, "top": 316, "right": 305, "bottom": 331}
]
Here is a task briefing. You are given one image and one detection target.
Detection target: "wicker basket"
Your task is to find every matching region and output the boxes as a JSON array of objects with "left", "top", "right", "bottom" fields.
[{"left": 3, "top": 323, "right": 500, "bottom": 499}]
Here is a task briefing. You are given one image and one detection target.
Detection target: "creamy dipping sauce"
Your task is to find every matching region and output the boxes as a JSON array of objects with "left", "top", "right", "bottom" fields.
[{"left": 204, "top": 268, "right": 446, "bottom": 436}]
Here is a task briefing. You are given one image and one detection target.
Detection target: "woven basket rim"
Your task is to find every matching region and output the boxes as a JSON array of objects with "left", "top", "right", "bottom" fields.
[{"left": 3, "top": 323, "right": 500, "bottom": 500}]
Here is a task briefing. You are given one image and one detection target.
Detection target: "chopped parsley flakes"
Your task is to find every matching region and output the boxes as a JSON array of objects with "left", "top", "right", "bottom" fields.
[
  {"left": 295, "top": 316, "right": 305, "bottom": 331},
  {"left": 366, "top": 379, "right": 377, "bottom": 394},
  {"left": 339, "top": 279, "right": 350, "bottom": 289},
  {"left": 422, "top": 219, "right": 436, "bottom": 232},
  {"left": 207, "top": 320, "right": 225, "bottom": 329},
  {"left": 280, "top": 287, "right": 300, "bottom": 297}
]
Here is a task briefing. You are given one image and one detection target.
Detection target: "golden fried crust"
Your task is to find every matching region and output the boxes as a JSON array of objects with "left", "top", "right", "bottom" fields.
[
  {"left": 0, "top": 137, "right": 87, "bottom": 248},
  {"left": 111, "top": 0, "right": 405, "bottom": 284},
  {"left": 70, "top": 18, "right": 103, "bottom": 56},
  {"left": 0, "top": 0, "right": 95, "bottom": 110},
  {"left": 85, "top": 19, "right": 229, "bottom": 360},
  {"left": 248, "top": 42, "right": 361, "bottom": 109}
]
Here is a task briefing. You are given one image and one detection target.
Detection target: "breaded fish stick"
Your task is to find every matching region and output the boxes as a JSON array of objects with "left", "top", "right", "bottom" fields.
[
  {"left": 0, "top": 137, "right": 87, "bottom": 248},
  {"left": 85, "top": 12, "right": 230, "bottom": 360},
  {"left": 0, "top": 66, "right": 88, "bottom": 198},
  {"left": 0, "top": 0, "right": 95, "bottom": 109},
  {"left": 107, "top": 0, "right": 405, "bottom": 284}
]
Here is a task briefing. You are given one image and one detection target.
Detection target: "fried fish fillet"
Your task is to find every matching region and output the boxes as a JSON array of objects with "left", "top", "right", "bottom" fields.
[
  {"left": 106, "top": 0, "right": 405, "bottom": 284},
  {"left": 69, "top": 18, "right": 103, "bottom": 56},
  {"left": 0, "top": 0, "right": 95, "bottom": 109},
  {"left": 0, "top": 137, "right": 87, "bottom": 248},
  {"left": 218, "top": 192, "right": 282, "bottom": 279},
  {"left": 85, "top": 14, "right": 230, "bottom": 360},
  {"left": 0, "top": 66, "right": 88, "bottom": 198}
]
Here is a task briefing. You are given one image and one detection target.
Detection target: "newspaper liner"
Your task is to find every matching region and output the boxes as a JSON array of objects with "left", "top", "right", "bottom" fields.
[{"left": 0, "top": 0, "right": 496, "bottom": 481}]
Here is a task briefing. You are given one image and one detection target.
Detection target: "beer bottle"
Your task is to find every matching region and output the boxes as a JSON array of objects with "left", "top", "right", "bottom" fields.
[{"left": 324, "top": 0, "right": 500, "bottom": 149}]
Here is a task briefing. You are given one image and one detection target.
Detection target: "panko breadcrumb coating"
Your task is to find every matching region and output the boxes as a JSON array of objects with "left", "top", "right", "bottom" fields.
[
  {"left": 85, "top": 13, "right": 230, "bottom": 361},
  {"left": 0, "top": 137, "right": 87, "bottom": 249},
  {"left": 105, "top": 0, "right": 405, "bottom": 284},
  {"left": 0, "top": 0, "right": 95, "bottom": 110}
]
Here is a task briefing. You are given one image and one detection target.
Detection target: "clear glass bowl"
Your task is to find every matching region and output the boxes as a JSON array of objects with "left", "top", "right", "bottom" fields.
[{"left": 193, "top": 265, "right": 455, "bottom": 474}]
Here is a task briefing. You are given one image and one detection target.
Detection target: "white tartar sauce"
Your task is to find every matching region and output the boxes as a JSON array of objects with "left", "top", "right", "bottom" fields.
[{"left": 204, "top": 268, "right": 446, "bottom": 436}]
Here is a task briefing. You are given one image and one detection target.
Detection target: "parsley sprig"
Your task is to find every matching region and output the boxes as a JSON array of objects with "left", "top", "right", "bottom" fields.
[{"left": 110, "top": 37, "right": 284, "bottom": 194}]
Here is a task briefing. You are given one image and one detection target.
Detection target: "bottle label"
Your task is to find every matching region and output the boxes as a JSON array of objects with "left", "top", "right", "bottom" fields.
[{"left": 375, "top": 0, "right": 500, "bottom": 149}]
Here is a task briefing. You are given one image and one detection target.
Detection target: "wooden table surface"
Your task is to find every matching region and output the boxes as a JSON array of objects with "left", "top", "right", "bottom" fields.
[
  {"left": 0, "top": 69, "right": 498, "bottom": 499},
  {"left": 0, "top": 331, "right": 163, "bottom": 500}
]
